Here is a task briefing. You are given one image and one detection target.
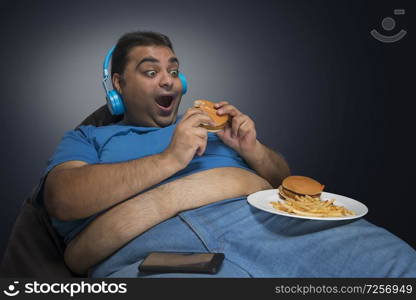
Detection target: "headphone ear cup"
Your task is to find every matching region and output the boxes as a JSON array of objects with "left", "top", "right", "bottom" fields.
[
  {"left": 106, "top": 90, "right": 125, "bottom": 115},
  {"left": 179, "top": 73, "right": 188, "bottom": 95}
]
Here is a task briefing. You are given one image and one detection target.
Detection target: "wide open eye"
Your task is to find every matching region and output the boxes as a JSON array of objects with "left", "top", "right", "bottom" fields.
[
  {"left": 170, "top": 70, "right": 179, "bottom": 77},
  {"left": 145, "top": 70, "right": 157, "bottom": 77}
]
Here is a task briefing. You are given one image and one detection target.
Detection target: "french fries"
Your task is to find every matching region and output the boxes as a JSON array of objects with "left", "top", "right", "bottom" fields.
[{"left": 270, "top": 194, "right": 355, "bottom": 218}]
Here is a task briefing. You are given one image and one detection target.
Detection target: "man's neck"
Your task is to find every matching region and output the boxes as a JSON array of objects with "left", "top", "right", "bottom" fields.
[
  {"left": 121, "top": 115, "right": 153, "bottom": 127},
  {"left": 121, "top": 115, "right": 179, "bottom": 127}
]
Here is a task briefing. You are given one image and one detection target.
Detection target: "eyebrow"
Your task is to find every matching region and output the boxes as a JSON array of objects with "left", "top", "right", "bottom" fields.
[{"left": 136, "top": 56, "right": 179, "bottom": 69}]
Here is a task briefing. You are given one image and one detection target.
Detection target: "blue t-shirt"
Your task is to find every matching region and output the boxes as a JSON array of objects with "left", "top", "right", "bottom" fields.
[{"left": 40, "top": 120, "right": 255, "bottom": 244}]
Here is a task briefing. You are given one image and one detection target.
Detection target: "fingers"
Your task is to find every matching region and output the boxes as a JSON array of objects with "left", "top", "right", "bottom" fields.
[
  {"left": 192, "top": 127, "right": 208, "bottom": 156},
  {"left": 180, "top": 108, "right": 215, "bottom": 128},
  {"left": 181, "top": 107, "right": 207, "bottom": 122},
  {"left": 195, "top": 131, "right": 208, "bottom": 156},
  {"left": 237, "top": 118, "right": 255, "bottom": 138},
  {"left": 215, "top": 103, "right": 241, "bottom": 118},
  {"left": 213, "top": 102, "right": 256, "bottom": 139},
  {"left": 182, "top": 126, "right": 208, "bottom": 156},
  {"left": 232, "top": 115, "right": 244, "bottom": 138},
  {"left": 188, "top": 113, "right": 215, "bottom": 128},
  {"left": 231, "top": 114, "right": 252, "bottom": 138},
  {"left": 193, "top": 127, "right": 209, "bottom": 139},
  {"left": 214, "top": 101, "right": 229, "bottom": 108}
]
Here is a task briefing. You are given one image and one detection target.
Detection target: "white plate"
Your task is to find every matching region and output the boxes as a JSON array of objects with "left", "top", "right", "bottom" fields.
[{"left": 247, "top": 189, "right": 368, "bottom": 221}]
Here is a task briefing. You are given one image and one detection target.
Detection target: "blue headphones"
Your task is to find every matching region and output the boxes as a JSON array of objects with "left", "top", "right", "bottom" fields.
[{"left": 102, "top": 46, "right": 188, "bottom": 115}]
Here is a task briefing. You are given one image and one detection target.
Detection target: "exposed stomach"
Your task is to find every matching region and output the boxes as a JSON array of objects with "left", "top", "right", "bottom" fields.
[
  {"left": 65, "top": 166, "right": 271, "bottom": 275},
  {"left": 164, "top": 167, "right": 273, "bottom": 212}
]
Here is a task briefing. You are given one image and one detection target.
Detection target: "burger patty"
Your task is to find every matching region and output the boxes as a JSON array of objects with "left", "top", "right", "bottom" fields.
[{"left": 278, "top": 185, "right": 321, "bottom": 200}]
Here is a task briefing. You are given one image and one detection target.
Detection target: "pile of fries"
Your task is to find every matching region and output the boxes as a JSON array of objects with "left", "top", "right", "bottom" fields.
[{"left": 270, "top": 194, "right": 355, "bottom": 218}]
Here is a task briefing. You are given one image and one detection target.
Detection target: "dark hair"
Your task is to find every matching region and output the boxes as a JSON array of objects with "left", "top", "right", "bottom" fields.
[{"left": 111, "top": 31, "right": 174, "bottom": 77}]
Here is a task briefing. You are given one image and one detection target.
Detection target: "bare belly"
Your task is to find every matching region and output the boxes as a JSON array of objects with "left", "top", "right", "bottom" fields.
[
  {"left": 163, "top": 167, "right": 272, "bottom": 212},
  {"left": 64, "top": 167, "right": 271, "bottom": 274}
]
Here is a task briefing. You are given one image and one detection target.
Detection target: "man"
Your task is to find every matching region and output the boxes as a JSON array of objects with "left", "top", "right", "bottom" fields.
[{"left": 42, "top": 31, "right": 416, "bottom": 277}]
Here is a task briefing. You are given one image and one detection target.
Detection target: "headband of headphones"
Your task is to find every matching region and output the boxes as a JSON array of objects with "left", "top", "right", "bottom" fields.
[{"left": 102, "top": 45, "right": 188, "bottom": 115}]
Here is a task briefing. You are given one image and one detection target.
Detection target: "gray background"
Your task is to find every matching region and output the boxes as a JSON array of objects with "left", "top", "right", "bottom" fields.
[{"left": 0, "top": 0, "right": 415, "bottom": 262}]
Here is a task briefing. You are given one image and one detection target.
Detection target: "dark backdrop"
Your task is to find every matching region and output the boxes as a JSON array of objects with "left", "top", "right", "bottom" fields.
[{"left": 0, "top": 0, "right": 415, "bottom": 262}]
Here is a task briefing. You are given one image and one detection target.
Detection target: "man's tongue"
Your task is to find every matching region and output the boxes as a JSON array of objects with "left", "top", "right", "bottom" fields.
[{"left": 155, "top": 95, "right": 173, "bottom": 108}]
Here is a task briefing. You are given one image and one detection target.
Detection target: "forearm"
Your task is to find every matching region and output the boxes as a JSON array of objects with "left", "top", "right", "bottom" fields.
[
  {"left": 64, "top": 167, "right": 271, "bottom": 275},
  {"left": 45, "top": 152, "right": 181, "bottom": 221},
  {"left": 241, "top": 140, "right": 290, "bottom": 187},
  {"left": 64, "top": 184, "right": 173, "bottom": 275}
]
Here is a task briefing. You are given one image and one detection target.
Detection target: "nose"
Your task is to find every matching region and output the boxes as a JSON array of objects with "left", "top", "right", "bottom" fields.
[{"left": 159, "top": 71, "right": 174, "bottom": 90}]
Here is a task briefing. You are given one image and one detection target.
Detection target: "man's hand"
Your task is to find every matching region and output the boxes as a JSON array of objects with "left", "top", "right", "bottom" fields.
[
  {"left": 164, "top": 108, "right": 215, "bottom": 169},
  {"left": 214, "top": 101, "right": 290, "bottom": 187},
  {"left": 214, "top": 101, "right": 259, "bottom": 156}
]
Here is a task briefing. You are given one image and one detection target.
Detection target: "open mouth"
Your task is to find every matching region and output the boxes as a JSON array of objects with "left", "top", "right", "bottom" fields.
[{"left": 155, "top": 95, "right": 174, "bottom": 109}]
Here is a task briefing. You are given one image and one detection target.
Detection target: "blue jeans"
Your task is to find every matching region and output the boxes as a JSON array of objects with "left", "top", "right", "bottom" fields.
[{"left": 90, "top": 197, "right": 416, "bottom": 277}]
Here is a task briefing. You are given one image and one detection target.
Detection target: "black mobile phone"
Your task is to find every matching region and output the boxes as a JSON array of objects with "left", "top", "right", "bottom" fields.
[{"left": 138, "top": 252, "right": 225, "bottom": 274}]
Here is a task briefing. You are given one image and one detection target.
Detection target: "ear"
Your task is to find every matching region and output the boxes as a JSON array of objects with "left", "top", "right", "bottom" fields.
[{"left": 112, "top": 73, "right": 123, "bottom": 94}]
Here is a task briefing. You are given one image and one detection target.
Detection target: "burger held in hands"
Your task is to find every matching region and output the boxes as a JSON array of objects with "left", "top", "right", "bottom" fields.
[{"left": 193, "top": 99, "right": 230, "bottom": 132}]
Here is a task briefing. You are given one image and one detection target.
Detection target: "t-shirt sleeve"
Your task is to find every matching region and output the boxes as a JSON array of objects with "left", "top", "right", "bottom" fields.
[
  {"left": 34, "top": 125, "right": 99, "bottom": 208},
  {"left": 44, "top": 125, "right": 100, "bottom": 174}
]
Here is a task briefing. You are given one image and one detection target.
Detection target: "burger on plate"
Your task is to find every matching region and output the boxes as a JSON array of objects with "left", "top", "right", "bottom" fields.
[
  {"left": 193, "top": 99, "right": 229, "bottom": 132},
  {"left": 278, "top": 175, "right": 325, "bottom": 200}
]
